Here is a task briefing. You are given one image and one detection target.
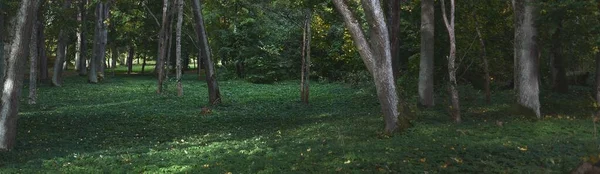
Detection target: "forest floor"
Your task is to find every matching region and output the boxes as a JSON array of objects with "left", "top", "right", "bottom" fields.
[{"left": 1, "top": 72, "right": 599, "bottom": 173}]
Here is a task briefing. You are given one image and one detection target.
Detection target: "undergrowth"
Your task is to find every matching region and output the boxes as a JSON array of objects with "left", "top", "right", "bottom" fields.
[{"left": 0, "top": 73, "right": 598, "bottom": 173}]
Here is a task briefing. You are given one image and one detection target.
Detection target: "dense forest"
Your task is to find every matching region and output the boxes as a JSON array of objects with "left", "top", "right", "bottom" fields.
[{"left": 1, "top": 0, "right": 600, "bottom": 173}]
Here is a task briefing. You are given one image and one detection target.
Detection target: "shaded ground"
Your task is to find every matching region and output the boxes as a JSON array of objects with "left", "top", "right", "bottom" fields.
[{"left": 0, "top": 72, "right": 598, "bottom": 173}]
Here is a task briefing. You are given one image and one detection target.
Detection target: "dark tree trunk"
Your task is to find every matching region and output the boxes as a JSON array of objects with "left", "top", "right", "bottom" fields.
[
  {"left": 0, "top": 0, "right": 39, "bottom": 151},
  {"left": 175, "top": 0, "right": 184, "bottom": 96},
  {"left": 89, "top": 2, "right": 109, "bottom": 83},
  {"left": 127, "top": 46, "right": 134, "bottom": 74},
  {"left": 52, "top": 0, "right": 72, "bottom": 87},
  {"left": 512, "top": 0, "right": 540, "bottom": 118},
  {"left": 418, "top": 0, "right": 435, "bottom": 107},
  {"left": 38, "top": 22, "right": 48, "bottom": 83},
  {"left": 384, "top": 0, "right": 401, "bottom": 79},
  {"left": 142, "top": 54, "right": 147, "bottom": 74},
  {"left": 474, "top": 14, "right": 491, "bottom": 104},
  {"left": 111, "top": 46, "right": 118, "bottom": 76},
  {"left": 300, "top": 9, "right": 312, "bottom": 104},
  {"left": 29, "top": 8, "right": 42, "bottom": 105},
  {"left": 0, "top": 2, "right": 5, "bottom": 85},
  {"left": 192, "top": 0, "right": 221, "bottom": 105},
  {"left": 550, "top": 22, "right": 568, "bottom": 93},
  {"left": 441, "top": 0, "right": 461, "bottom": 123},
  {"left": 595, "top": 52, "right": 600, "bottom": 106}
]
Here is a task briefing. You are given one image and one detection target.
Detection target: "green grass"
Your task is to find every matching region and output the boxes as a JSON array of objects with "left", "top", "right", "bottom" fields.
[{"left": 0, "top": 72, "right": 598, "bottom": 173}]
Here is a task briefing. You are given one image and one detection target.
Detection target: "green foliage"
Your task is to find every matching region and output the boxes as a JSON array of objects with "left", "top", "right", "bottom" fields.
[{"left": 1, "top": 75, "right": 599, "bottom": 173}]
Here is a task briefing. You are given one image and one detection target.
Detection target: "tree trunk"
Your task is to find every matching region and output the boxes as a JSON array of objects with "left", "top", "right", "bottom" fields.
[
  {"left": 141, "top": 54, "right": 146, "bottom": 74},
  {"left": 595, "top": 52, "right": 600, "bottom": 106},
  {"left": 29, "top": 10, "right": 41, "bottom": 105},
  {"left": 441, "top": 0, "right": 461, "bottom": 123},
  {"left": 97, "top": 3, "right": 109, "bottom": 78},
  {"left": 333, "top": 0, "right": 403, "bottom": 134},
  {"left": 89, "top": 2, "right": 105, "bottom": 83},
  {"left": 127, "top": 46, "right": 134, "bottom": 74},
  {"left": 300, "top": 9, "right": 312, "bottom": 104},
  {"left": 0, "top": 0, "right": 39, "bottom": 151},
  {"left": 165, "top": 11, "right": 174, "bottom": 80},
  {"left": 76, "top": 0, "right": 87, "bottom": 76},
  {"left": 550, "top": 22, "right": 568, "bottom": 93},
  {"left": 474, "top": 15, "right": 491, "bottom": 104},
  {"left": 192, "top": 0, "right": 221, "bottom": 105},
  {"left": 175, "top": 0, "right": 184, "bottom": 97},
  {"left": 52, "top": 0, "right": 72, "bottom": 87},
  {"left": 384, "top": 0, "right": 401, "bottom": 79},
  {"left": 0, "top": 2, "right": 5, "bottom": 87},
  {"left": 111, "top": 46, "right": 118, "bottom": 76},
  {"left": 513, "top": 0, "right": 540, "bottom": 118},
  {"left": 418, "top": 0, "right": 435, "bottom": 107},
  {"left": 38, "top": 21, "right": 48, "bottom": 83},
  {"left": 157, "top": 0, "right": 169, "bottom": 94}
]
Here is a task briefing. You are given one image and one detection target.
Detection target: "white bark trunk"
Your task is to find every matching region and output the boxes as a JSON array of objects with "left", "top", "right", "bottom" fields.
[
  {"left": 176, "top": 0, "right": 184, "bottom": 96},
  {"left": 513, "top": 0, "right": 540, "bottom": 118},
  {"left": 419, "top": 0, "right": 435, "bottom": 107}
]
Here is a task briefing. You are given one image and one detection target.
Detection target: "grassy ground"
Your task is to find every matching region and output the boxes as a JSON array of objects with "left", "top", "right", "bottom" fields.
[{"left": 0, "top": 71, "right": 599, "bottom": 173}]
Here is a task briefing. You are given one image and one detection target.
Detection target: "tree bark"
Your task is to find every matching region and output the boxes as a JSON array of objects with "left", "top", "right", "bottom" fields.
[
  {"left": 418, "top": 0, "right": 435, "bottom": 107},
  {"left": 38, "top": 21, "right": 49, "bottom": 83},
  {"left": 176, "top": 0, "right": 184, "bottom": 97},
  {"left": 384, "top": 0, "right": 401, "bottom": 79},
  {"left": 512, "top": 0, "right": 540, "bottom": 118},
  {"left": 441, "top": 0, "right": 461, "bottom": 123},
  {"left": 550, "top": 22, "right": 568, "bottom": 93},
  {"left": 0, "top": 0, "right": 39, "bottom": 151},
  {"left": 52, "top": 0, "right": 72, "bottom": 87},
  {"left": 98, "top": 3, "right": 109, "bottom": 78},
  {"left": 595, "top": 52, "right": 600, "bottom": 106},
  {"left": 111, "top": 46, "right": 118, "bottom": 76},
  {"left": 333, "top": 0, "right": 402, "bottom": 134},
  {"left": 76, "top": 0, "right": 87, "bottom": 76},
  {"left": 192, "top": 0, "right": 221, "bottom": 105},
  {"left": 474, "top": 14, "right": 491, "bottom": 104},
  {"left": 300, "top": 9, "right": 312, "bottom": 104},
  {"left": 157, "top": 0, "right": 169, "bottom": 94},
  {"left": 89, "top": 2, "right": 108, "bottom": 83},
  {"left": 29, "top": 10, "right": 42, "bottom": 105},
  {"left": 127, "top": 46, "right": 134, "bottom": 74}
]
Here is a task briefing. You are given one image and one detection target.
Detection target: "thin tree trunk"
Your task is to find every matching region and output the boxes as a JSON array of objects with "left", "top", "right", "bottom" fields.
[
  {"left": 441, "top": 0, "right": 461, "bottom": 123},
  {"left": 192, "top": 0, "right": 221, "bottom": 104},
  {"left": 78, "top": 0, "right": 87, "bottom": 76},
  {"left": 29, "top": 12, "right": 41, "bottom": 105},
  {"left": 127, "top": 46, "right": 133, "bottom": 74},
  {"left": 550, "top": 22, "right": 568, "bottom": 93},
  {"left": 142, "top": 54, "right": 146, "bottom": 74},
  {"left": 157, "top": 0, "right": 169, "bottom": 94},
  {"left": 88, "top": 2, "right": 103, "bottom": 83},
  {"left": 165, "top": 7, "right": 175, "bottom": 80},
  {"left": 385, "top": 0, "right": 401, "bottom": 79},
  {"left": 595, "top": 52, "right": 600, "bottom": 106},
  {"left": 98, "top": 3, "right": 109, "bottom": 78},
  {"left": 513, "top": 0, "right": 540, "bottom": 118},
  {"left": 52, "top": 0, "right": 72, "bottom": 87},
  {"left": 0, "top": 1, "right": 5, "bottom": 86},
  {"left": 0, "top": 0, "right": 39, "bottom": 151},
  {"left": 333, "top": 0, "right": 402, "bottom": 134},
  {"left": 175, "top": 0, "right": 184, "bottom": 96},
  {"left": 300, "top": 9, "right": 311, "bottom": 104},
  {"left": 111, "top": 46, "right": 118, "bottom": 76},
  {"left": 474, "top": 15, "right": 491, "bottom": 104},
  {"left": 38, "top": 21, "right": 48, "bottom": 83},
  {"left": 418, "top": 0, "right": 435, "bottom": 107}
]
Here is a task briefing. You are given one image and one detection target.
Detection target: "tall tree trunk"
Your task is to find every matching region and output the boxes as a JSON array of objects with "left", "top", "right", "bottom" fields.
[
  {"left": 111, "top": 46, "right": 118, "bottom": 76},
  {"left": 157, "top": 0, "right": 169, "bottom": 94},
  {"left": 474, "top": 14, "right": 491, "bottom": 104},
  {"left": 89, "top": 2, "right": 104, "bottom": 83},
  {"left": 300, "top": 9, "right": 312, "bottom": 104},
  {"left": 0, "top": 0, "right": 39, "bottom": 151},
  {"left": 175, "top": 0, "right": 184, "bottom": 96},
  {"left": 38, "top": 21, "right": 49, "bottom": 83},
  {"left": 595, "top": 52, "right": 600, "bottom": 106},
  {"left": 52, "top": 0, "right": 72, "bottom": 87},
  {"left": 97, "top": 3, "right": 109, "bottom": 78},
  {"left": 127, "top": 46, "right": 133, "bottom": 74},
  {"left": 333, "top": 0, "right": 403, "bottom": 134},
  {"left": 192, "top": 0, "right": 221, "bottom": 105},
  {"left": 141, "top": 54, "right": 146, "bottom": 74},
  {"left": 29, "top": 9, "right": 42, "bottom": 105},
  {"left": 513, "top": 0, "right": 540, "bottom": 118},
  {"left": 384, "top": 0, "right": 401, "bottom": 79},
  {"left": 550, "top": 22, "right": 568, "bottom": 93},
  {"left": 418, "top": 0, "right": 435, "bottom": 107},
  {"left": 441, "top": 0, "right": 461, "bottom": 123},
  {"left": 0, "top": 1, "right": 5, "bottom": 86}
]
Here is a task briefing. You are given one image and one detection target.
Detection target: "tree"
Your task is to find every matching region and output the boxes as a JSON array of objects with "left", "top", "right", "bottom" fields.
[
  {"left": 76, "top": 0, "right": 88, "bottom": 76},
  {"left": 156, "top": 0, "right": 169, "bottom": 94},
  {"left": 550, "top": 21, "right": 568, "bottom": 93},
  {"left": 513, "top": 0, "right": 540, "bottom": 118},
  {"left": 175, "top": 0, "right": 184, "bottom": 96},
  {"left": 332, "top": 0, "right": 404, "bottom": 134},
  {"left": 300, "top": 9, "right": 311, "bottom": 104},
  {"left": 192, "top": 0, "right": 221, "bottom": 105},
  {"left": 474, "top": 14, "right": 491, "bottom": 104},
  {"left": 384, "top": 0, "right": 402, "bottom": 78},
  {"left": 418, "top": 0, "right": 435, "bottom": 107},
  {"left": 441, "top": 0, "right": 461, "bottom": 123},
  {"left": 89, "top": 2, "right": 110, "bottom": 83},
  {"left": 29, "top": 0, "right": 44, "bottom": 105},
  {"left": 38, "top": 20, "right": 49, "bottom": 83},
  {"left": 0, "top": 0, "right": 40, "bottom": 151},
  {"left": 52, "top": 0, "right": 73, "bottom": 87}
]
